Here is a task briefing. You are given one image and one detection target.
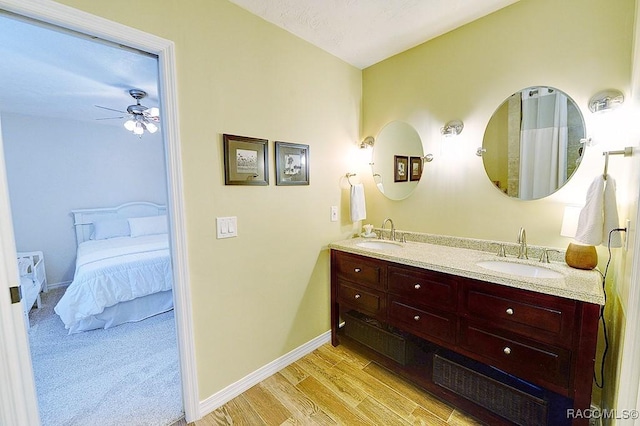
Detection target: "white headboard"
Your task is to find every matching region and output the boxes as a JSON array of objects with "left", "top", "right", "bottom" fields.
[{"left": 72, "top": 201, "right": 167, "bottom": 246}]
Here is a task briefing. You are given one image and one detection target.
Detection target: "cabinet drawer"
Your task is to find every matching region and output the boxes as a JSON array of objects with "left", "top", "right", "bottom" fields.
[
  {"left": 464, "top": 282, "right": 576, "bottom": 346},
  {"left": 388, "top": 265, "right": 457, "bottom": 311},
  {"left": 334, "top": 252, "right": 384, "bottom": 290},
  {"left": 337, "top": 281, "right": 386, "bottom": 318},
  {"left": 460, "top": 322, "right": 571, "bottom": 391},
  {"left": 388, "top": 297, "right": 456, "bottom": 344}
]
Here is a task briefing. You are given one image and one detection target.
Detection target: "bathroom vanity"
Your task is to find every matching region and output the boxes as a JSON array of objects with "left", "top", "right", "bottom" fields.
[{"left": 329, "top": 236, "right": 603, "bottom": 426}]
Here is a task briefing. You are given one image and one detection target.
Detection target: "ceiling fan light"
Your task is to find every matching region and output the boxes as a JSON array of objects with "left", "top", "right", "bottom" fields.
[
  {"left": 133, "top": 122, "right": 144, "bottom": 135},
  {"left": 117, "top": 90, "right": 162, "bottom": 137},
  {"left": 145, "top": 122, "right": 158, "bottom": 133}
]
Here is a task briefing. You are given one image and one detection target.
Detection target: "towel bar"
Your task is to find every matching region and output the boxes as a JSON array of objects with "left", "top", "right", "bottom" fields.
[
  {"left": 602, "top": 147, "right": 633, "bottom": 179},
  {"left": 345, "top": 173, "right": 356, "bottom": 186}
]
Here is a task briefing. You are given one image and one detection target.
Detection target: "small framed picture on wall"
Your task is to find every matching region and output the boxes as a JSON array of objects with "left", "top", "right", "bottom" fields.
[
  {"left": 394, "top": 155, "right": 408, "bottom": 182},
  {"left": 410, "top": 156, "right": 423, "bottom": 181},
  {"left": 223, "top": 134, "right": 269, "bottom": 185},
  {"left": 275, "top": 141, "right": 309, "bottom": 185}
]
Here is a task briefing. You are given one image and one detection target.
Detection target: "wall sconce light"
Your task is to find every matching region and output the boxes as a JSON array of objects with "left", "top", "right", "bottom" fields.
[
  {"left": 588, "top": 89, "right": 624, "bottom": 113},
  {"left": 441, "top": 120, "right": 464, "bottom": 137},
  {"left": 359, "top": 136, "right": 375, "bottom": 149},
  {"left": 355, "top": 136, "right": 375, "bottom": 166}
]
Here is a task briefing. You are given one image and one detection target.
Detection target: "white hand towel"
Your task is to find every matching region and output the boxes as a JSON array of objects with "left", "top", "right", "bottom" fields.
[
  {"left": 574, "top": 176, "right": 604, "bottom": 245},
  {"left": 350, "top": 183, "right": 367, "bottom": 222},
  {"left": 603, "top": 177, "right": 622, "bottom": 247}
]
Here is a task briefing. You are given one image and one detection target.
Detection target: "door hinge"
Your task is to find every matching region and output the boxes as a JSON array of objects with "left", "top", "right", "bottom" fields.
[{"left": 9, "top": 286, "right": 22, "bottom": 304}]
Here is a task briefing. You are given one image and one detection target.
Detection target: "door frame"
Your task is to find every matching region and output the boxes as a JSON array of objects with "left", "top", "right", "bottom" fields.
[
  {"left": 0, "top": 1, "right": 199, "bottom": 423},
  {"left": 615, "top": 3, "right": 640, "bottom": 422}
]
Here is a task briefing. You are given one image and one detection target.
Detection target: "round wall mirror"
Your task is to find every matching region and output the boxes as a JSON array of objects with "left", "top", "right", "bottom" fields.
[
  {"left": 371, "top": 121, "right": 424, "bottom": 200},
  {"left": 481, "top": 86, "right": 586, "bottom": 200}
]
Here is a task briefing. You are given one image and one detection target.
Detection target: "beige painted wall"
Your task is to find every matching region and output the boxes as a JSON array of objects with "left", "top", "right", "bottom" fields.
[
  {"left": 362, "top": 0, "right": 639, "bottom": 411},
  {"left": 362, "top": 0, "right": 636, "bottom": 248},
  {"left": 55, "top": 0, "right": 640, "bottom": 415},
  {"left": 56, "top": 0, "right": 361, "bottom": 399}
]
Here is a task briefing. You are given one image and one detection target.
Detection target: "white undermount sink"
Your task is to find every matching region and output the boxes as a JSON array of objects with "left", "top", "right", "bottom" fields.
[
  {"left": 476, "top": 260, "right": 564, "bottom": 279},
  {"left": 356, "top": 240, "right": 403, "bottom": 250}
]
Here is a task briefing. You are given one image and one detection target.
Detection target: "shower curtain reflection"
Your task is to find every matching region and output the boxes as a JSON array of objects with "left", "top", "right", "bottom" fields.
[{"left": 518, "top": 88, "right": 569, "bottom": 199}]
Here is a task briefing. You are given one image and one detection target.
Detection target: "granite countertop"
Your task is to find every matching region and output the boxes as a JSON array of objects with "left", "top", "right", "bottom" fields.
[{"left": 329, "top": 236, "right": 605, "bottom": 305}]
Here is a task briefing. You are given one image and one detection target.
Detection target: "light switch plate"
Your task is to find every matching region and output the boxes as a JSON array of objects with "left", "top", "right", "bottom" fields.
[
  {"left": 330, "top": 206, "right": 338, "bottom": 222},
  {"left": 216, "top": 216, "right": 238, "bottom": 239}
]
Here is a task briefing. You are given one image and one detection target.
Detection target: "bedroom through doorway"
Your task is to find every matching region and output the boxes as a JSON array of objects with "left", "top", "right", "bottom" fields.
[{"left": 0, "top": 11, "right": 185, "bottom": 426}]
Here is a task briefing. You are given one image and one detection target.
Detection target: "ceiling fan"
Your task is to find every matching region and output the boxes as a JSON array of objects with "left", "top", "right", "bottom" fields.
[{"left": 95, "top": 89, "right": 160, "bottom": 136}]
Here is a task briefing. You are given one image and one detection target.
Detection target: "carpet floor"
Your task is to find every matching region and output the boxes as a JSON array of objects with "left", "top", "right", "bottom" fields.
[{"left": 28, "top": 288, "right": 184, "bottom": 426}]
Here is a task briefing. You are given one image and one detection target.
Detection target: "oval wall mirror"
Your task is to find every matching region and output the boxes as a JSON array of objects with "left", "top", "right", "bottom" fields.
[
  {"left": 481, "top": 86, "right": 586, "bottom": 200},
  {"left": 371, "top": 121, "right": 424, "bottom": 200}
]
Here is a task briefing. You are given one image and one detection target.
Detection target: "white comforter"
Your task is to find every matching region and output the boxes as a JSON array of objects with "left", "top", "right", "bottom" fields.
[{"left": 54, "top": 234, "right": 172, "bottom": 330}]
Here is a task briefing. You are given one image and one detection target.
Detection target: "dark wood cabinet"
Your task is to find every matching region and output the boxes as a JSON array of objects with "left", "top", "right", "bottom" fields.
[
  {"left": 463, "top": 279, "right": 577, "bottom": 347},
  {"left": 387, "top": 264, "right": 458, "bottom": 310},
  {"left": 334, "top": 251, "right": 385, "bottom": 289},
  {"left": 459, "top": 319, "right": 572, "bottom": 392},
  {"left": 336, "top": 280, "right": 386, "bottom": 318},
  {"left": 331, "top": 249, "right": 600, "bottom": 426}
]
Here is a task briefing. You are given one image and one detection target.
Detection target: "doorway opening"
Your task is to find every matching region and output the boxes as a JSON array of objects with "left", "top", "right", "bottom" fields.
[{"left": 0, "top": 3, "right": 196, "bottom": 424}]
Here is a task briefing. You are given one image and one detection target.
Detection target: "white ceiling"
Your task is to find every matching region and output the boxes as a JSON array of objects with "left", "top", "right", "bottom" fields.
[
  {"left": 227, "top": 0, "right": 519, "bottom": 69},
  {"left": 0, "top": 1, "right": 518, "bottom": 126}
]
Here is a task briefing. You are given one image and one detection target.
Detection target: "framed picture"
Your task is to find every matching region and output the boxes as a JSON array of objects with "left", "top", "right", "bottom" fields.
[
  {"left": 410, "top": 156, "right": 423, "bottom": 181},
  {"left": 394, "top": 155, "right": 408, "bottom": 182},
  {"left": 275, "top": 142, "right": 309, "bottom": 185},
  {"left": 223, "top": 134, "right": 269, "bottom": 185}
]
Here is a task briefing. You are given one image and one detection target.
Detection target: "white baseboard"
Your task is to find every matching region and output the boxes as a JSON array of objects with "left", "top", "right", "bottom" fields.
[
  {"left": 45, "top": 281, "right": 70, "bottom": 290},
  {"left": 198, "top": 330, "right": 331, "bottom": 418}
]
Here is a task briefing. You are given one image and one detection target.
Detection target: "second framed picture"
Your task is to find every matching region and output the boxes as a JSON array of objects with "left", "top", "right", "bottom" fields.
[
  {"left": 275, "top": 142, "right": 309, "bottom": 185},
  {"left": 410, "top": 156, "right": 423, "bottom": 181}
]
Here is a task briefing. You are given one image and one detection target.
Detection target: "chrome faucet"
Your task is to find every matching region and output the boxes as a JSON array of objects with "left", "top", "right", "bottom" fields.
[
  {"left": 517, "top": 227, "right": 528, "bottom": 259},
  {"left": 382, "top": 218, "right": 395, "bottom": 241}
]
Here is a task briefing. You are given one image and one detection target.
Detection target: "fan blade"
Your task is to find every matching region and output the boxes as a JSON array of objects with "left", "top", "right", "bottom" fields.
[
  {"left": 95, "top": 105, "right": 127, "bottom": 113},
  {"left": 96, "top": 116, "right": 125, "bottom": 120}
]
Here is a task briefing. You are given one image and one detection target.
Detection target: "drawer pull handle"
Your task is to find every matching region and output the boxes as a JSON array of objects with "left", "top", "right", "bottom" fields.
[
  {"left": 503, "top": 347, "right": 512, "bottom": 355},
  {"left": 354, "top": 294, "right": 361, "bottom": 299},
  {"left": 413, "top": 315, "right": 420, "bottom": 321},
  {"left": 506, "top": 308, "right": 514, "bottom": 315},
  {"left": 414, "top": 284, "right": 421, "bottom": 290},
  {"left": 354, "top": 268, "right": 361, "bottom": 273}
]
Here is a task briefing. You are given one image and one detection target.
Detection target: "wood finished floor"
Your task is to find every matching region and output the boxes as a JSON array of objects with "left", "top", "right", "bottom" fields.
[{"left": 191, "top": 342, "right": 484, "bottom": 425}]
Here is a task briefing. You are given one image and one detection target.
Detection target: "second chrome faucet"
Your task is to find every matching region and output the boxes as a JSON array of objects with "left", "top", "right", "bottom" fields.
[{"left": 517, "top": 227, "right": 528, "bottom": 259}]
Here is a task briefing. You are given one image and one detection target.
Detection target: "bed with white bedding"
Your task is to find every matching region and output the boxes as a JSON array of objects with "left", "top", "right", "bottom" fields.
[{"left": 54, "top": 202, "right": 173, "bottom": 334}]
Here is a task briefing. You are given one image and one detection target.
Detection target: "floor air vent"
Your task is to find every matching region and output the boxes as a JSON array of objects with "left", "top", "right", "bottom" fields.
[{"left": 433, "top": 354, "right": 548, "bottom": 426}]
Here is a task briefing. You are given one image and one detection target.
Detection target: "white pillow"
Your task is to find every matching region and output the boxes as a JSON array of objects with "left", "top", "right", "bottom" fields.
[
  {"left": 93, "top": 218, "right": 131, "bottom": 240},
  {"left": 128, "top": 215, "right": 168, "bottom": 237}
]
